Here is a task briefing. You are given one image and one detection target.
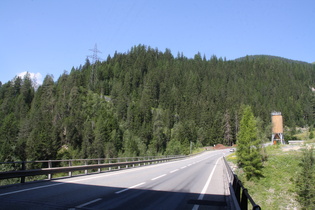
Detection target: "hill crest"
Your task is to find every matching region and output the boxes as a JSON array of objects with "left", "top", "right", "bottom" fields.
[{"left": 234, "top": 55, "right": 311, "bottom": 65}]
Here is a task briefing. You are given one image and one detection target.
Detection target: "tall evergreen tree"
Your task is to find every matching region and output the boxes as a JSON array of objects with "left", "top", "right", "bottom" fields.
[
  {"left": 223, "top": 110, "right": 233, "bottom": 146},
  {"left": 26, "top": 75, "right": 58, "bottom": 160},
  {"left": 296, "top": 148, "right": 315, "bottom": 209},
  {"left": 0, "top": 113, "right": 18, "bottom": 161},
  {"left": 236, "top": 106, "right": 264, "bottom": 180}
]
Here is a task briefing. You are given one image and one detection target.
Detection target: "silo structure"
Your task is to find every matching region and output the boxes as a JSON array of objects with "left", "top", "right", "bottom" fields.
[{"left": 271, "top": 112, "right": 285, "bottom": 144}]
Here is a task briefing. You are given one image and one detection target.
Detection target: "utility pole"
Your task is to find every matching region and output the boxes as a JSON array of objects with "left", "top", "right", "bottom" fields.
[
  {"left": 87, "top": 44, "right": 102, "bottom": 90},
  {"left": 88, "top": 44, "right": 102, "bottom": 64}
]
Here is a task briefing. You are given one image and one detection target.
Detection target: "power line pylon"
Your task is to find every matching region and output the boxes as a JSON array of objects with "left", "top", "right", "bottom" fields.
[
  {"left": 88, "top": 43, "right": 102, "bottom": 64},
  {"left": 87, "top": 44, "right": 102, "bottom": 90}
]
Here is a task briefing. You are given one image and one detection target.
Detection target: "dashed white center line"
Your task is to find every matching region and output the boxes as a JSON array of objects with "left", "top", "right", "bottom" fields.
[
  {"left": 75, "top": 198, "right": 102, "bottom": 208},
  {"left": 151, "top": 174, "right": 167, "bottom": 180},
  {"left": 115, "top": 182, "right": 146, "bottom": 194},
  {"left": 0, "top": 183, "right": 65, "bottom": 197},
  {"left": 170, "top": 169, "right": 179, "bottom": 173},
  {"left": 192, "top": 157, "right": 221, "bottom": 210}
]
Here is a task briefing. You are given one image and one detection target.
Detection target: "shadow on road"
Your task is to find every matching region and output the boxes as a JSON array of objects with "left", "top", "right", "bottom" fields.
[{"left": 0, "top": 181, "right": 230, "bottom": 210}]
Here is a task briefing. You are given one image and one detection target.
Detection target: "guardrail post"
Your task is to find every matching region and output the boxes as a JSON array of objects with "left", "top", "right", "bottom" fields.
[
  {"left": 233, "top": 176, "right": 241, "bottom": 205},
  {"left": 21, "top": 161, "right": 26, "bottom": 183},
  {"left": 48, "top": 161, "right": 52, "bottom": 180},
  {"left": 253, "top": 204, "right": 261, "bottom": 210},
  {"left": 241, "top": 188, "right": 248, "bottom": 210},
  {"left": 69, "top": 161, "right": 72, "bottom": 177},
  {"left": 85, "top": 160, "right": 88, "bottom": 174},
  {"left": 223, "top": 157, "right": 261, "bottom": 209}
]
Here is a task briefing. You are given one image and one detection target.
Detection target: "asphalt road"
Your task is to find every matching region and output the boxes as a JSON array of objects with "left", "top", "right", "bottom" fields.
[{"left": 0, "top": 150, "right": 232, "bottom": 210}]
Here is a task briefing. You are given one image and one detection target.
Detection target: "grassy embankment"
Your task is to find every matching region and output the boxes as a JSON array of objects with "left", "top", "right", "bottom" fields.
[
  {"left": 227, "top": 145, "right": 302, "bottom": 209},
  {"left": 226, "top": 128, "right": 315, "bottom": 209}
]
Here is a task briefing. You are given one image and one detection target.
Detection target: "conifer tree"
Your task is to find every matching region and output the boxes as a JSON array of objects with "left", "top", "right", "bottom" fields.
[
  {"left": 223, "top": 110, "right": 233, "bottom": 146},
  {"left": 236, "top": 106, "right": 264, "bottom": 180},
  {"left": 296, "top": 148, "right": 315, "bottom": 209}
]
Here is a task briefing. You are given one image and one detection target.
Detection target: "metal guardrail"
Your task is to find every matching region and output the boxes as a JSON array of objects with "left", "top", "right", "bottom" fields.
[
  {"left": 0, "top": 156, "right": 185, "bottom": 184},
  {"left": 223, "top": 157, "right": 261, "bottom": 210}
]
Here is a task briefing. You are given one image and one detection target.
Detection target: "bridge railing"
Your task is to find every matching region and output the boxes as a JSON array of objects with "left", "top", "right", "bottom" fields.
[
  {"left": 223, "top": 157, "right": 261, "bottom": 210},
  {"left": 0, "top": 155, "right": 185, "bottom": 184}
]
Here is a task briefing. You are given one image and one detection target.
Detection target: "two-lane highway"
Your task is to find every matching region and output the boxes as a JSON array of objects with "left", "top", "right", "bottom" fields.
[{"left": 0, "top": 150, "right": 231, "bottom": 210}]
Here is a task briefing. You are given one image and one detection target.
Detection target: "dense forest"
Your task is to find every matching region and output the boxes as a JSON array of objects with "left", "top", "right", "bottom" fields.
[{"left": 1, "top": 45, "right": 315, "bottom": 162}]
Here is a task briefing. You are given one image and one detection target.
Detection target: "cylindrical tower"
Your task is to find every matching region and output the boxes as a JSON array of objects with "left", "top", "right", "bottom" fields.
[{"left": 271, "top": 112, "right": 284, "bottom": 144}]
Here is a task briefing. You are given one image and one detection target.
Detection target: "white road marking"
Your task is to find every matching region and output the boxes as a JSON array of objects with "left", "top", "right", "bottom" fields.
[
  {"left": 0, "top": 183, "right": 64, "bottom": 197},
  {"left": 75, "top": 198, "right": 102, "bottom": 208},
  {"left": 0, "top": 152, "right": 224, "bottom": 197},
  {"left": 170, "top": 169, "right": 179, "bottom": 173},
  {"left": 115, "top": 182, "right": 145, "bottom": 194},
  {"left": 0, "top": 168, "right": 142, "bottom": 197},
  {"left": 192, "top": 157, "right": 221, "bottom": 210},
  {"left": 151, "top": 174, "right": 166, "bottom": 181}
]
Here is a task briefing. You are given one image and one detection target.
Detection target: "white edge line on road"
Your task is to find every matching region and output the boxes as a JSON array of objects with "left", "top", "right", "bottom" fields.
[
  {"left": 115, "top": 182, "right": 146, "bottom": 194},
  {"left": 0, "top": 182, "right": 65, "bottom": 197},
  {"left": 151, "top": 174, "right": 166, "bottom": 181},
  {"left": 170, "top": 169, "right": 179, "bottom": 173},
  {"left": 75, "top": 198, "right": 102, "bottom": 208},
  {"left": 192, "top": 157, "right": 222, "bottom": 210}
]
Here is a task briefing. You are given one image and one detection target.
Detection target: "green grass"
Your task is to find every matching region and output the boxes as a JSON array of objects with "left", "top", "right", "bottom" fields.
[
  {"left": 292, "top": 127, "right": 315, "bottom": 142},
  {"left": 227, "top": 145, "right": 302, "bottom": 209},
  {"left": 294, "top": 131, "right": 310, "bottom": 141},
  {"left": 192, "top": 147, "right": 206, "bottom": 154}
]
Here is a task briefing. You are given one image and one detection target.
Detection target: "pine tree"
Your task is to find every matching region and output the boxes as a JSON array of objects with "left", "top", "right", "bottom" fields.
[
  {"left": 296, "top": 148, "right": 315, "bottom": 209},
  {"left": 236, "top": 106, "right": 264, "bottom": 180},
  {"left": 26, "top": 75, "right": 58, "bottom": 160},
  {"left": 0, "top": 113, "right": 18, "bottom": 161},
  {"left": 223, "top": 110, "right": 233, "bottom": 146}
]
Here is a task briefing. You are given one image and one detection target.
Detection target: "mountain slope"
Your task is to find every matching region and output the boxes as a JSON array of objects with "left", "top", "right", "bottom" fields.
[{"left": 1, "top": 45, "right": 315, "bottom": 161}]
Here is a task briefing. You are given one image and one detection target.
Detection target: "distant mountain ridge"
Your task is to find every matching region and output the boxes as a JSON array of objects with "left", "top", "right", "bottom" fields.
[{"left": 235, "top": 55, "right": 311, "bottom": 65}]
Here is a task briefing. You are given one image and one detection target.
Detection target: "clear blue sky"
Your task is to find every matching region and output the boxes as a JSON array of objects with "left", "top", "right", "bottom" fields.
[{"left": 1, "top": 0, "right": 314, "bottom": 84}]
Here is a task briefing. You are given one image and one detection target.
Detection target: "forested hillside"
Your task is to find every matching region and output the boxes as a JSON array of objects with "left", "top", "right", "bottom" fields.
[
  {"left": 1, "top": 45, "right": 315, "bottom": 161},
  {"left": 235, "top": 55, "right": 311, "bottom": 65}
]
